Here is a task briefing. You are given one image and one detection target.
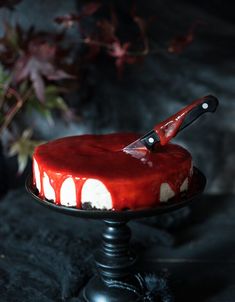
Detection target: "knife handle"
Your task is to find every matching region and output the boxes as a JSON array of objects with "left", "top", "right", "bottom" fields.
[
  {"left": 179, "top": 95, "right": 219, "bottom": 131},
  {"left": 153, "top": 95, "right": 219, "bottom": 146}
]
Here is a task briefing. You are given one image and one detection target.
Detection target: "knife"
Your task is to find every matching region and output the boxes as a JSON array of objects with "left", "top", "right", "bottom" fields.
[{"left": 123, "top": 95, "right": 219, "bottom": 153}]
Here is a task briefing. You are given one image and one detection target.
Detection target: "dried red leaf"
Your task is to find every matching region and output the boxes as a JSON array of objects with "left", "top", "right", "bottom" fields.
[
  {"left": 110, "top": 5, "right": 118, "bottom": 32},
  {"left": 30, "top": 69, "right": 45, "bottom": 104},
  {"left": 81, "top": 2, "right": 101, "bottom": 17},
  {"left": 54, "top": 14, "right": 80, "bottom": 29},
  {"left": 54, "top": 2, "right": 101, "bottom": 28},
  {"left": 12, "top": 40, "right": 74, "bottom": 102},
  {"left": 97, "top": 19, "right": 117, "bottom": 43},
  {"left": 0, "top": 23, "right": 75, "bottom": 102},
  {"left": 109, "top": 41, "right": 130, "bottom": 58},
  {"left": 84, "top": 5, "right": 146, "bottom": 76},
  {"left": 168, "top": 21, "right": 202, "bottom": 54},
  {"left": 85, "top": 6, "right": 118, "bottom": 46},
  {"left": 109, "top": 41, "right": 138, "bottom": 77},
  {"left": 131, "top": 5, "right": 149, "bottom": 54},
  {"left": 168, "top": 33, "right": 194, "bottom": 54},
  {"left": 84, "top": 35, "right": 101, "bottom": 60},
  {"left": 83, "top": 12, "right": 118, "bottom": 60}
]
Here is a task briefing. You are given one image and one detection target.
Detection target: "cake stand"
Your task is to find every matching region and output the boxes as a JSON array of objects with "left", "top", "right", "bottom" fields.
[{"left": 26, "top": 167, "right": 206, "bottom": 302}]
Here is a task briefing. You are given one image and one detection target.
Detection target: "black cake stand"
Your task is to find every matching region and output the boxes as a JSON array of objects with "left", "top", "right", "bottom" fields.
[{"left": 26, "top": 167, "right": 206, "bottom": 302}]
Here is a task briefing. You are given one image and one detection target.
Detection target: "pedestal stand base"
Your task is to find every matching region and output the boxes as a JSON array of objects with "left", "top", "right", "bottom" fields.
[
  {"left": 83, "top": 220, "right": 143, "bottom": 302},
  {"left": 26, "top": 168, "right": 206, "bottom": 302},
  {"left": 83, "top": 276, "right": 142, "bottom": 302}
]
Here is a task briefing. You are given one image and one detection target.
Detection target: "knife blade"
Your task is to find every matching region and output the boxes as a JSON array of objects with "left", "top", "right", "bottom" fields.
[{"left": 123, "top": 95, "right": 219, "bottom": 153}]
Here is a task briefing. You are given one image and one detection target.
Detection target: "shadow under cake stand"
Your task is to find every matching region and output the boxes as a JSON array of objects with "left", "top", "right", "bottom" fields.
[{"left": 26, "top": 167, "right": 206, "bottom": 302}]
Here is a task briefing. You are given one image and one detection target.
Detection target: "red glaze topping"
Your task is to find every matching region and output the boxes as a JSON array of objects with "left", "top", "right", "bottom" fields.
[{"left": 33, "top": 133, "right": 192, "bottom": 210}]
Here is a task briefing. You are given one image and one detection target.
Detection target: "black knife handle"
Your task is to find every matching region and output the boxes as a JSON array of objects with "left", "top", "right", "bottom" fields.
[
  {"left": 179, "top": 95, "right": 219, "bottom": 131},
  {"left": 140, "top": 130, "right": 160, "bottom": 150}
]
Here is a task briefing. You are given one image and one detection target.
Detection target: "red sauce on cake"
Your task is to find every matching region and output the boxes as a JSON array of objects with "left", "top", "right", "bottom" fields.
[{"left": 33, "top": 133, "right": 193, "bottom": 210}]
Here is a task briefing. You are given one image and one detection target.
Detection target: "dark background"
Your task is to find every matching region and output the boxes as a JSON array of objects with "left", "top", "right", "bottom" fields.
[
  {"left": 0, "top": 1, "right": 234, "bottom": 302},
  {"left": 1, "top": 0, "right": 234, "bottom": 193}
]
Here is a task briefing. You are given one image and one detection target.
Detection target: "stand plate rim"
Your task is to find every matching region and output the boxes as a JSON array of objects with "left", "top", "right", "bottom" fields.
[{"left": 26, "top": 167, "right": 206, "bottom": 220}]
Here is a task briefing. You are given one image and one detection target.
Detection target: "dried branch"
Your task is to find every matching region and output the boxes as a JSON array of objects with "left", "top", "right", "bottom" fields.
[{"left": 0, "top": 85, "right": 33, "bottom": 135}]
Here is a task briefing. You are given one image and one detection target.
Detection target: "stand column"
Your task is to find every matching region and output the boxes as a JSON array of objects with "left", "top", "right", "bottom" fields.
[{"left": 83, "top": 220, "right": 142, "bottom": 302}]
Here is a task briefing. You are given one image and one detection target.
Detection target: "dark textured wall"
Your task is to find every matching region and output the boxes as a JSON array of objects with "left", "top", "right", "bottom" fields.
[{"left": 1, "top": 0, "right": 234, "bottom": 193}]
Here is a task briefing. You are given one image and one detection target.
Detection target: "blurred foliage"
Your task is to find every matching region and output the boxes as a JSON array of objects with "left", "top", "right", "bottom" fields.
[
  {"left": 0, "top": 22, "right": 76, "bottom": 173},
  {"left": 8, "top": 129, "right": 44, "bottom": 174},
  {"left": 0, "top": 1, "right": 198, "bottom": 174}
]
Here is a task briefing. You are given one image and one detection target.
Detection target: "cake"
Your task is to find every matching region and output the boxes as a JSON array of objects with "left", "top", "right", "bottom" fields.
[{"left": 32, "top": 133, "right": 193, "bottom": 211}]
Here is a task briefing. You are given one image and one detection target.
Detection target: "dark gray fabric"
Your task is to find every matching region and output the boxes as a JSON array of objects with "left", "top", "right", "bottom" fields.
[{"left": 0, "top": 189, "right": 234, "bottom": 301}]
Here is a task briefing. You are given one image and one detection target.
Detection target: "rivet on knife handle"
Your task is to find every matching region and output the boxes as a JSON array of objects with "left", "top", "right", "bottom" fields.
[{"left": 139, "top": 130, "right": 160, "bottom": 150}]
